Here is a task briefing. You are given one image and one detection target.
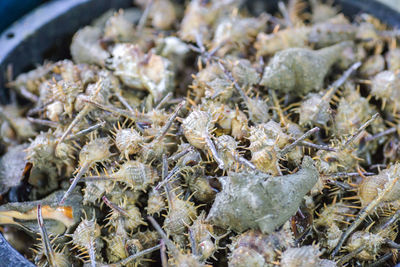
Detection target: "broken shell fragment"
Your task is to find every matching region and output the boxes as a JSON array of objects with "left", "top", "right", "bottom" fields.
[{"left": 0, "top": 190, "right": 83, "bottom": 235}]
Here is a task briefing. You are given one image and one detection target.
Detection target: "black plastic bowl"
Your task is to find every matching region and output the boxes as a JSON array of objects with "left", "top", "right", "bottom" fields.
[{"left": 0, "top": 0, "right": 399, "bottom": 266}]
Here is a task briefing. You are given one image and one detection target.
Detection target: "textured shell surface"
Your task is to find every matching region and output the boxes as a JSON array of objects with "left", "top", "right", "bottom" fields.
[
  {"left": 79, "top": 137, "right": 112, "bottom": 164},
  {"left": 0, "top": 144, "right": 28, "bottom": 194},
  {"left": 164, "top": 198, "right": 197, "bottom": 236},
  {"left": 261, "top": 42, "right": 351, "bottom": 95},
  {"left": 113, "top": 160, "right": 159, "bottom": 191},
  {"left": 182, "top": 110, "right": 215, "bottom": 149},
  {"left": 72, "top": 218, "right": 100, "bottom": 248},
  {"left": 359, "top": 163, "right": 400, "bottom": 205},
  {"left": 280, "top": 246, "right": 335, "bottom": 267},
  {"left": 229, "top": 228, "right": 293, "bottom": 267},
  {"left": 207, "top": 157, "right": 319, "bottom": 233},
  {"left": 114, "top": 128, "right": 143, "bottom": 158}
]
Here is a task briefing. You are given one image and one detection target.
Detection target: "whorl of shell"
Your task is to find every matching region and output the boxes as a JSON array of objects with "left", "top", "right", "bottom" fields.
[
  {"left": 114, "top": 127, "right": 144, "bottom": 159},
  {"left": 26, "top": 131, "right": 57, "bottom": 169},
  {"left": 182, "top": 110, "right": 214, "bottom": 149},
  {"left": 164, "top": 196, "right": 197, "bottom": 239},
  {"left": 137, "top": 0, "right": 177, "bottom": 30},
  {"left": 215, "top": 135, "right": 238, "bottom": 170},
  {"left": 72, "top": 218, "right": 101, "bottom": 249},
  {"left": 298, "top": 93, "right": 330, "bottom": 127},
  {"left": 106, "top": 223, "right": 130, "bottom": 263},
  {"left": 334, "top": 85, "right": 378, "bottom": 136},
  {"left": 78, "top": 137, "right": 112, "bottom": 166},
  {"left": 385, "top": 48, "right": 400, "bottom": 71},
  {"left": 207, "top": 103, "right": 248, "bottom": 139},
  {"left": 229, "top": 225, "right": 293, "bottom": 267},
  {"left": 345, "top": 231, "right": 385, "bottom": 261},
  {"left": 146, "top": 188, "right": 166, "bottom": 215},
  {"left": 83, "top": 179, "right": 113, "bottom": 205},
  {"left": 123, "top": 204, "right": 147, "bottom": 232},
  {"left": 248, "top": 121, "right": 289, "bottom": 175},
  {"left": 371, "top": 70, "right": 400, "bottom": 111},
  {"left": 314, "top": 201, "right": 354, "bottom": 250},
  {"left": 358, "top": 163, "right": 400, "bottom": 206},
  {"left": 189, "top": 212, "right": 216, "bottom": 261},
  {"left": 103, "top": 11, "right": 135, "bottom": 43},
  {"left": 179, "top": 0, "right": 240, "bottom": 42},
  {"left": 111, "top": 160, "right": 159, "bottom": 191},
  {"left": 280, "top": 246, "right": 336, "bottom": 267},
  {"left": 211, "top": 14, "right": 267, "bottom": 56}
]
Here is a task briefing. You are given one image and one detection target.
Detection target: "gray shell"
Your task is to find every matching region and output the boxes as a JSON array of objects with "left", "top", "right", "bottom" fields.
[
  {"left": 206, "top": 156, "right": 319, "bottom": 234},
  {"left": 0, "top": 144, "right": 28, "bottom": 195},
  {"left": 261, "top": 42, "right": 351, "bottom": 95}
]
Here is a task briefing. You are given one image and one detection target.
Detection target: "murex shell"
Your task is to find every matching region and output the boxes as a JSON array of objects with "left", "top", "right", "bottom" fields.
[{"left": 207, "top": 156, "right": 319, "bottom": 233}]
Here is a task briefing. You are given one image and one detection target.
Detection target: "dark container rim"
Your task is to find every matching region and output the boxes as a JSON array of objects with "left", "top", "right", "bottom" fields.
[{"left": 0, "top": 0, "right": 399, "bottom": 265}]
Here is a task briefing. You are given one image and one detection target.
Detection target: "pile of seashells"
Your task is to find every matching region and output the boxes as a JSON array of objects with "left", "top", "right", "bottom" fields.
[{"left": 1, "top": 0, "right": 400, "bottom": 266}]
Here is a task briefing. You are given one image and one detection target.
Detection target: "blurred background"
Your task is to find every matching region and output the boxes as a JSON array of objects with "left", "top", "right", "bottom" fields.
[
  {"left": 0, "top": 0, "right": 48, "bottom": 33},
  {"left": 379, "top": 0, "right": 399, "bottom": 12},
  {"left": 1, "top": 0, "right": 399, "bottom": 34}
]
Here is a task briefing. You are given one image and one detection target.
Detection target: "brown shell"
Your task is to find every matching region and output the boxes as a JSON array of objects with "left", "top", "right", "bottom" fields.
[
  {"left": 345, "top": 231, "right": 385, "bottom": 260},
  {"left": 112, "top": 161, "right": 159, "bottom": 191},
  {"left": 251, "top": 146, "right": 280, "bottom": 175},
  {"left": 164, "top": 198, "right": 197, "bottom": 236},
  {"left": 188, "top": 175, "right": 216, "bottom": 203},
  {"left": 229, "top": 228, "right": 293, "bottom": 267},
  {"left": 189, "top": 212, "right": 215, "bottom": 260},
  {"left": 359, "top": 174, "right": 387, "bottom": 206},
  {"left": 123, "top": 204, "right": 147, "bottom": 232},
  {"left": 106, "top": 232, "right": 128, "bottom": 262},
  {"left": 72, "top": 218, "right": 101, "bottom": 249},
  {"left": 114, "top": 128, "right": 144, "bottom": 159},
  {"left": 215, "top": 135, "right": 238, "bottom": 169},
  {"left": 359, "top": 164, "right": 400, "bottom": 206},
  {"left": 280, "top": 246, "right": 334, "bottom": 267},
  {"left": 182, "top": 110, "right": 214, "bottom": 149},
  {"left": 79, "top": 137, "right": 112, "bottom": 165},
  {"left": 146, "top": 188, "right": 166, "bottom": 215},
  {"left": 83, "top": 180, "right": 113, "bottom": 204}
]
